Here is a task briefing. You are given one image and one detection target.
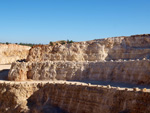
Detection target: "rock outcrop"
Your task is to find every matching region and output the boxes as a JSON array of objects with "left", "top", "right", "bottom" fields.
[
  {"left": 0, "top": 82, "right": 38, "bottom": 113},
  {"left": 8, "top": 59, "right": 150, "bottom": 85},
  {"left": 0, "top": 44, "right": 31, "bottom": 64},
  {"left": 27, "top": 34, "right": 150, "bottom": 62},
  {"left": 3, "top": 34, "right": 150, "bottom": 113},
  {"left": 0, "top": 81, "right": 150, "bottom": 113}
]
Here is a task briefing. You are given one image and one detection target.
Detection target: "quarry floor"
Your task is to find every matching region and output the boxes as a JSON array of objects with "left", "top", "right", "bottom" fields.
[{"left": 0, "top": 64, "right": 150, "bottom": 92}]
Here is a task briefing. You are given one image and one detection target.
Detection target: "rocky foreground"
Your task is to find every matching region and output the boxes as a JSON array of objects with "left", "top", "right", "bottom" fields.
[{"left": 0, "top": 80, "right": 150, "bottom": 113}]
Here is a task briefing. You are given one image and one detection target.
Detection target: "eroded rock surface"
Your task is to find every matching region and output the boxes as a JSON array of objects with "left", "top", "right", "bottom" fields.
[
  {"left": 3, "top": 34, "right": 150, "bottom": 113},
  {"left": 28, "top": 83, "right": 150, "bottom": 113},
  {"left": 0, "top": 81, "right": 150, "bottom": 113},
  {"left": 8, "top": 60, "right": 150, "bottom": 85},
  {"left": 0, "top": 44, "right": 31, "bottom": 64},
  {"left": 27, "top": 34, "right": 150, "bottom": 62},
  {"left": 0, "top": 82, "right": 38, "bottom": 113}
]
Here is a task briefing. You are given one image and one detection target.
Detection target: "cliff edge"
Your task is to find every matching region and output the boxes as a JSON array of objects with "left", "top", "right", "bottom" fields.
[
  {"left": 0, "top": 44, "right": 31, "bottom": 64},
  {"left": 27, "top": 34, "right": 150, "bottom": 62}
]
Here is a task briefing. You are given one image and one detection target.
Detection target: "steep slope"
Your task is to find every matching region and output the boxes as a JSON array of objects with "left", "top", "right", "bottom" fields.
[
  {"left": 0, "top": 44, "right": 31, "bottom": 64},
  {"left": 27, "top": 34, "right": 150, "bottom": 62},
  {"left": 0, "top": 81, "right": 150, "bottom": 113},
  {"left": 8, "top": 59, "right": 150, "bottom": 85}
]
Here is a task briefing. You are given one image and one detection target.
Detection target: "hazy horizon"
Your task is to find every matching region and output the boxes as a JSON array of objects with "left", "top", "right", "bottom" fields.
[{"left": 0, "top": 0, "right": 150, "bottom": 44}]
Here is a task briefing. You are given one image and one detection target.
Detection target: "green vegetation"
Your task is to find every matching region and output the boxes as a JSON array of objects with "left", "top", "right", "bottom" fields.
[
  {"left": 18, "top": 43, "right": 37, "bottom": 47},
  {"left": 60, "top": 40, "right": 66, "bottom": 45},
  {"left": 49, "top": 41, "right": 54, "bottom": 46},
  {"left": 67, "top": 39, "right": 74, "bottom": 43},
  {"left": 0, "top": 42, "right": 38, "bottom": 47},
  {"left": 49, "top": 40, "right": 74, "bottom": 46},
  {"left": 0, "top": 39, "right": 75, "bottom": 47},
  {"left": 6, "top": 42, "right": 9, "bottom": 45}
]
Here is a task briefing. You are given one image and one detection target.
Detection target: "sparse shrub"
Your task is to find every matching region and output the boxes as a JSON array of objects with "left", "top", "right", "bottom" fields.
[
  {"left": 49, "top": 41, "right": 54, "bottom": 46},
  {"left": 67, "top": 39, "right": 74, "bottom": 44},
  {"left": 69, "top": 40, "right": 74, "bottom": 43},
  {"left": 6, "top": 42, "right": 9, "bottom": 45},
  {"left": 1, "top": 42, "right": 36, "bottom": 47},
  {"left": 60, "top": 40, "right": 66, "bottom": 45},
  {"left": 18, "top": 42, "right": 37, "bottom": 47}
]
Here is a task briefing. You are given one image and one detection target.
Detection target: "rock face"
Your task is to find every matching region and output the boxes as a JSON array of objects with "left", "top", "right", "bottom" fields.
[
  {"left": 0, "top": 44, "right": 31, "bottom": 64},
  {"left": 0, "top": 81, "right": 150, "bottom": 113},
  {"left": 29, "top": 83, "right": 150, "bottom": 113},
  {"left": 0, "top": 82, "right": 38, "bottom": 113},
  {"left": 4, "top": 34, "right": 150, "bottom": 113},
  {"left": 8, "top": 59, "right": 150, "bottom": 85},
  {"left": 27, "top": 34, "right": 150, "bottom": 62}
]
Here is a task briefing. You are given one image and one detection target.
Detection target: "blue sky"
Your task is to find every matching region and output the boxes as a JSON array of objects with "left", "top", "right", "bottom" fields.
[{"left": 0, "top": 0, "right": 150, "bottom": 44}]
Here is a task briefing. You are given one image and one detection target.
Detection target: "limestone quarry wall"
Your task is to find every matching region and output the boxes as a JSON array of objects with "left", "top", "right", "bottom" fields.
[
  {"left": 0, "top": 82, "right": 149, "bottom": 113},
  {"left": 8, "top": 59, "right": 150, "bottom": 85},
  {"left": 29, "top": 83, "right": 150, "bottom": 113},
  {"left": 27, "top": 34, "right": 150, "bottom": 62},
  {"left": 0, "top": 44, "right": 31, "bottom": 64},
  {"left": 0, "top": 82, "right": 39, "bottom": 113}
]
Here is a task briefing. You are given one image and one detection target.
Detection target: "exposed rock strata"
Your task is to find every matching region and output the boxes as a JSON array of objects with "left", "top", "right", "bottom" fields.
[
  {"left": 8, "top": 60, "right": 150, "bottom": 85},
  {"left": 0, "top": 81, "right": 150, "bottom": 113},
  {"left": 29, "top": 83, "right": 150, "bottom": 113},
  {"left": 0, "top": 82, "right": 38, "bottom": 113},
  {"left": 0, "top": 44, "right": 30, "bottom": 64},
  {"left": 27, "top": 34, "right": 150, "bottom": 62},
  {"left": 3, "top": 34, "right": 150, "bottom": 113}
]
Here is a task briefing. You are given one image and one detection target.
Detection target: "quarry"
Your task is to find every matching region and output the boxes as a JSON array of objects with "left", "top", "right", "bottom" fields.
[{"left": 0, "top": 34, "right": 150, "bottom": 113}]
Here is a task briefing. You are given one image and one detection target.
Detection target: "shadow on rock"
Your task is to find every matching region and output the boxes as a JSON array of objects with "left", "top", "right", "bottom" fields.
[
  {"left": 27, "top": 85, "right": 68, "bottom": 113},
  {"left": 0, "top": 69, "right": 9, "bottom": 80},
  {"left": 68, "top": 80, "right": 150, "bottom": 89}
]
